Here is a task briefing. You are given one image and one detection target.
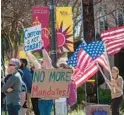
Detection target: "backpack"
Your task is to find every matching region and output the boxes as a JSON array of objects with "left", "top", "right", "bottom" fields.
[{"left": 67, "top": 81, "right": 77, "bottom": 106}]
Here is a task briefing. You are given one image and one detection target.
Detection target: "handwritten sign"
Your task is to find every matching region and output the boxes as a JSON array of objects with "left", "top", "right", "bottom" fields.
[
  {"left": 85, "top": 104, "right": 111, "bottom": 115},
  {"left": 24, "top": 25, "right": 42, "bottom": 52},
  {"left": 31, "top": 69, "right": 72, "bottom": 99}
]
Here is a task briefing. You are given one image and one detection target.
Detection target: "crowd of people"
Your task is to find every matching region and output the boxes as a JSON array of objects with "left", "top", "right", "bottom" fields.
[
  {"left": 1, "top": 47, "right": 74, "bottom": 115},
  {"left": 1, "top": 47, "right": 124, "bottom": 115}
]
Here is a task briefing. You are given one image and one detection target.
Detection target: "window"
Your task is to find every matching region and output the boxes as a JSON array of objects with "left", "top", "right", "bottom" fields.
[{"left": 117, "top": 8, "right": 124, "bottom": 26}]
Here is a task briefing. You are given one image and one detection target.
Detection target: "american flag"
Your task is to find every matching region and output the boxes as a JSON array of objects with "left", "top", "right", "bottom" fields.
[
  {"left": 101, "top": 26, "right": 124, "bottom": 55},
  {"left": 67, "top": 41, "right": 109, "bottom": 87},
  {"left": 67, "top": 43, "right": 86, "bottom": 67}
]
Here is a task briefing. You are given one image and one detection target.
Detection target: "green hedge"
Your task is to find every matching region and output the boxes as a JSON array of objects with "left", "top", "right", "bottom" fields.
[
  {"left": 73, "top": 86, "right": 124, "bottom": 113},
  {"left": 98, "top": 88, "right": 111, "bottom": 104}
]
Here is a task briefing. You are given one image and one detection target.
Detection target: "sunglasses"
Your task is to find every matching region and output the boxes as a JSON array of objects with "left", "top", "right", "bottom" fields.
[{"left": 8, "top": 64, "right": 16, "bottom": 66}]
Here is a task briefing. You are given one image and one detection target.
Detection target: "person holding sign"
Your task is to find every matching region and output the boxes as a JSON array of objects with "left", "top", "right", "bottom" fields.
[
  {"left": 26, "top": 48, "right": 53, "bottom": 115},
  {"left": 57, "top": 58, "right": 77, "bottom": 108},
  {"left": 105, "top": 66, "right": 123, "bottom": 115}
]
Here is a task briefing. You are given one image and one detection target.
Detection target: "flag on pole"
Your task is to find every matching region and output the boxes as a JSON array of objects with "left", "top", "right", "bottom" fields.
[
  {"left": 101, "top": 26, "right": 124, "bottom": 55},
  {"left": 67, "top": 41, "right": 109, "bottom": 87}
]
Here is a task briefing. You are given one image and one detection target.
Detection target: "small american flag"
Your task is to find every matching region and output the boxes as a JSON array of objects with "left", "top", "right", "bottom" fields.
[
  {"left": 67, "top": 41, "right": 109, "bottom": 87},
  {"left": 101, "top": 26, "right": 124, "bottom": 55}
]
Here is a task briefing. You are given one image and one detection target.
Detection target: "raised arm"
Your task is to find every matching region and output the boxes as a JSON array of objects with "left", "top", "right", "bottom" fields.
[
  {"left": 42, "top": 48, "right": 53, "bottom": 69},
  {"left": 26, "top": 52, "right": 41, "bottom": 69}
]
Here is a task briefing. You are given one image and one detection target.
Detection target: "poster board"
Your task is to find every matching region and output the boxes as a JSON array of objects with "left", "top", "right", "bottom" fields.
[
  {"left": 24, "top": 24, "right": 42, "bottom": 52},
  {"left": 85, "top": 104, "right": 111, "bottom": 115},
  {"left": 31, "top": 69, "right": 72, "bottom": 99}
]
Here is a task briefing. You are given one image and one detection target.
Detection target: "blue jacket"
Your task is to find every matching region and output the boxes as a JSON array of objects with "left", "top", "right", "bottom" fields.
[{"left": 20, "top": 67, "right": 33, "bottom": 93}]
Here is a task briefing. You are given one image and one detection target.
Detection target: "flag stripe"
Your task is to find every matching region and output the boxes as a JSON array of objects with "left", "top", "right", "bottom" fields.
[
  {"left": 77, "top": 51, "right": 92, "bottom": 70},
  {"left": 73, "top": 50, "right": 92, "bottom": 78},
  {"left": 102, "top": 33, "right": 124, "bottom": 42},
  {"left": 101, "top": 31, "right": 124, "bottom": 41},
  {"left": 73, "top": 53, "right": 109, "bottom": 87},
  {"left": 101, "top": 26, "right": 124, "bottom": 37},
  {"left": 95, "top": 54, "right": 110, "bottom": 71},
  {"left": 106, "top": 37, "right": 124, "bottom": 46},
  {"left": 101, "top": 26, "right": 124, "bottom": 55},
  {"left": 75, "top": 63, "right": 98, "bottom": 88},
  {"left": 107, "top": 42, "right": 124, "bottom": 51},
  {"left": 106, "top": 40, "right": 124, "bottom": 55}
]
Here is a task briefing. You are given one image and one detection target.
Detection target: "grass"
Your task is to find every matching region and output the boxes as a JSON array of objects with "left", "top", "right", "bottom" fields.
[
  {"left": 68, "top": 110, "right": 85, "bottom": 115},
  {"left": 2, "top": 108, "right": 124, "bottom": 115}
]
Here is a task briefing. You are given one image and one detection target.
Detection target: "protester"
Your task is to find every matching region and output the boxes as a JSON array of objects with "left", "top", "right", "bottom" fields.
[
  {"left": 57, "top": 58, "right": 77, "bottom": 106},
  {"left": 1, "top": 76, "right": 8, "bottom": 114},
  {"left": 1, "top": 58, "right": 22, "bottom": 115},
  {"left": 29, "top": 61, "right": 40, "bottom": 115},
  {"left": 16, "top": 58, "right": 32, "bottom": 115},
  {"left": 26, "top": 47, "right": 53, "bottom": 115},
  {"left": 105, "top": 66, "right": 123, "bottom": 115},
  {"left": 20, "top": 58, "right": 32, "bottom": 93}
]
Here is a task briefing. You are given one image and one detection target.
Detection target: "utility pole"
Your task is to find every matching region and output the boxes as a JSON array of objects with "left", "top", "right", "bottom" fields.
[
  {"left": 50, "top": 0, "right": 57, "bottom": 115},
  {"left": 50, "top": 0, "right": 57, "bottom": 67},
  {"left": 82, "top": 0, "right": 98, "bottom": 104},
  {"left": 82, "top": 0, "right": 95, "bottom": 43}
]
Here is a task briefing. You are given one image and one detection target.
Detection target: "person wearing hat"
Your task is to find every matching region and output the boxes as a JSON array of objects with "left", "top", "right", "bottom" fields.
[
  {"left": 105, "top": 66, "right": 123, "bottom": 115},
  {"left": 2, "top": 58, "right": 23, "bottom": 115}
]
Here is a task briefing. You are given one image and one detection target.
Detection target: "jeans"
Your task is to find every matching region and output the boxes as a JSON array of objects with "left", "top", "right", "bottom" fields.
[
  {"left": 7, "top": 104, "right": 21, "bottom": 115},
  {"left": 38, "top": 100, "right": 53, "bottom": 115},
  {"left": 111, "top": 95, "right": 123, "bottom": 115}
]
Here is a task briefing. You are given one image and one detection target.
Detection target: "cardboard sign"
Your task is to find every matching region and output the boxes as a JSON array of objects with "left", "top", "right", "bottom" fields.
[
  {"left": 24, "top": 25, "right": 42, "bottom": 52},
  {"left": 31, "top": 69, "right": 72, "bottom": 99},
  {"left": 85, "top": 104, "right": 111, "bottom": 115}
]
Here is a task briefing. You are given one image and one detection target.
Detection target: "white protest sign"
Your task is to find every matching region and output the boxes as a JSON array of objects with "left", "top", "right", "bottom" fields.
[{"left": 24, "top": 24, "right": 42, "bottom": 52}]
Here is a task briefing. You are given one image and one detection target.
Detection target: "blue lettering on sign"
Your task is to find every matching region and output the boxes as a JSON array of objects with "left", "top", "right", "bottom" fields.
[
  {"left": 24, "top": 29, "right": 41, "bottom": 40},
  {"left": 24, "top": 41, "right": 41, "bottom": 52}
]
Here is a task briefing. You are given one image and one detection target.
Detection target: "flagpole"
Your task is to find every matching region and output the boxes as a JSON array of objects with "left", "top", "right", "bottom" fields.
[
  {"left": 103, "top": 43, "right": 116, "bottom": 92},
  {"left": 103, "top": 43, "right": 112, "bottom": 78},
  {"left": 50, "top": 0, "right": 57, "bottom": 115},
  {"left": 80, "top": 0, "right": 87, "bottom": 106},
  {"left": 97, "top": 64, "right": 111, "bottom": 89}
]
